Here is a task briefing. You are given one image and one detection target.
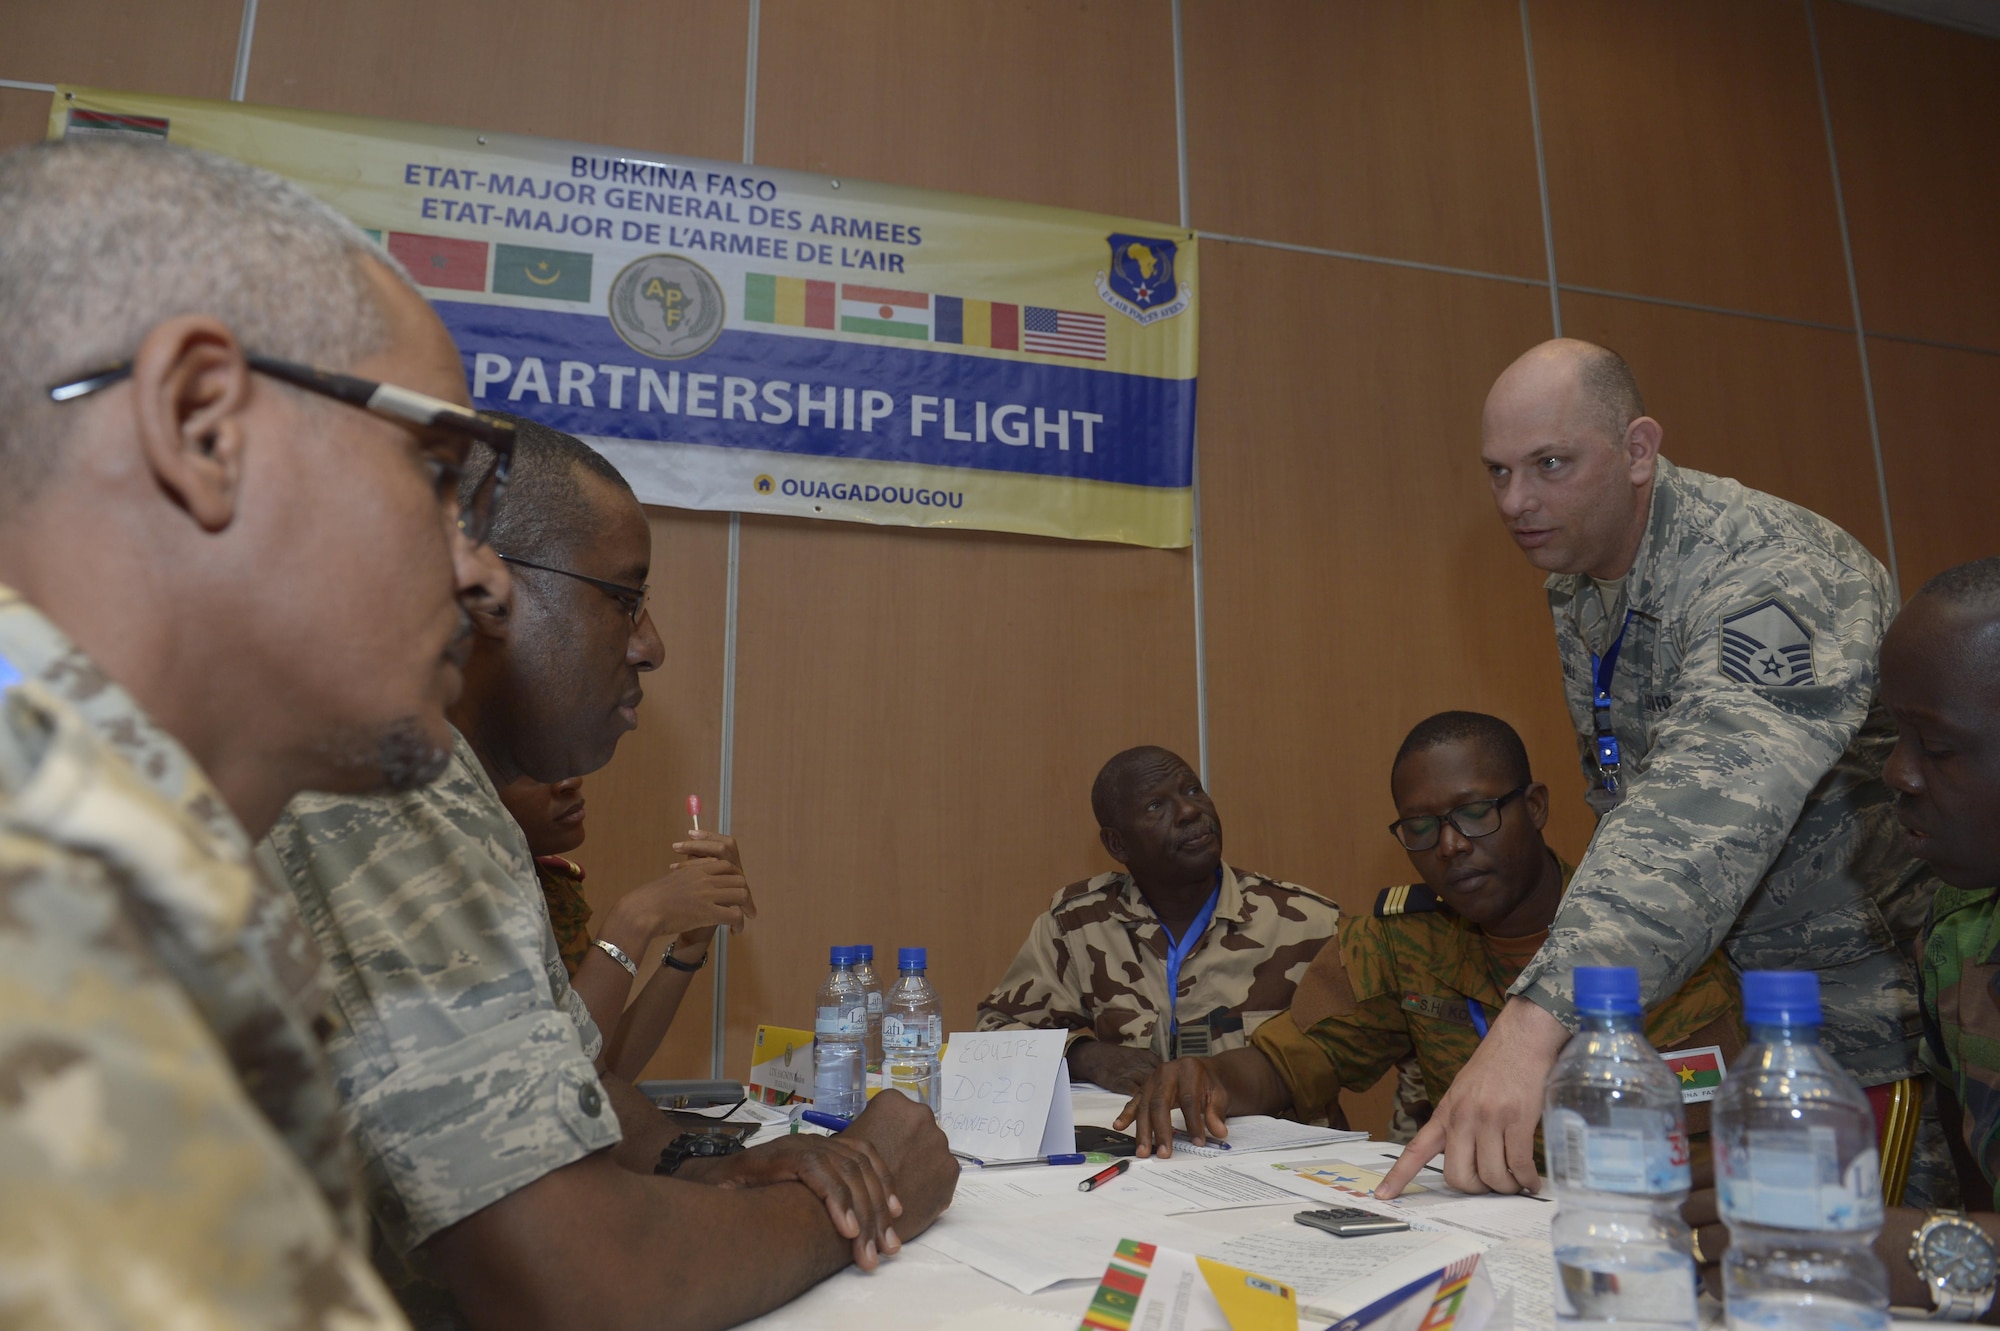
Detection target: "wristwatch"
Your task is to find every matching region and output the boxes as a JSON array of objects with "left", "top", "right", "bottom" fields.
[
  {"left": 654, "top": 1131, "right": 745, "bottom": 1176},
  {"left": 1910, "top": 1212, "right": 1997, "bottom": 1320},
  {"left": 661, "top": 938, "right": 708, "bottom": 972}
]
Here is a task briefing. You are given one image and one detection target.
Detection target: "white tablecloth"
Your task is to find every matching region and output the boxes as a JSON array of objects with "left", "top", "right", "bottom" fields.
[{"left": 736, "top": 1087, "right": 1937, "bottom": 1330}]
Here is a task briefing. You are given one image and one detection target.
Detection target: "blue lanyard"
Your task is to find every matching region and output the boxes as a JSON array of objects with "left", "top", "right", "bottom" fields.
[
  {"left": 1591, "top": 610, "right": 1635, "bottom": 798},
  {"left": 1162, "top": 871, "right": 1222, "bottom": 1036}
]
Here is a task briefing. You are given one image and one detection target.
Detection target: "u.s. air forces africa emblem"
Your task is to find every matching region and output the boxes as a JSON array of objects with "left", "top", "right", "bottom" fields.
[
  {"left": 1719, "top": 598, "right": 1817, "bottom": 687},
  {"left": 608, "top": 253, "right": 725, "bottom": 359},
  {"left": 1095, "top": 232, "right": 1193, "bottom": 326}
]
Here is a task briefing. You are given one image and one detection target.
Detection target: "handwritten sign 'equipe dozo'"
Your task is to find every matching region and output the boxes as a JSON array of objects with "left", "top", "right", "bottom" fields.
[{"left": 936, "top": 1029, "right": 1076, "bottom": 1161}]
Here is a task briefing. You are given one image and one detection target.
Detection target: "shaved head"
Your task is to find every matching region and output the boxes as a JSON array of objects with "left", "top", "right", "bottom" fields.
[
  {"left": 0, "top": 139, "right": 410, "bottom": 513},
  {"left": 1480, "top": 338, "right": 1662, "bottom": 579},
  {"left": 1092, "top": 745, "right": 1190, "bottom": 827}
]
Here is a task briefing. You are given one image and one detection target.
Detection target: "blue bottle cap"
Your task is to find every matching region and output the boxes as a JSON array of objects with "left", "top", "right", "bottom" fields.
[
  {"left": 1742, "top": 970, "right": 1822, "bottom": 1026},
  {"left": 898, "top": 946, "right": 927, "bottom": 970},
  {"left": 855, "top": 945, "right": 874, "bottom": 962},
  {"left": 829, "top": 945, "right": 854, "bottom": 966},
  {"left": 1573, "top": 966, "right": 1642, "bottom": 1017}
]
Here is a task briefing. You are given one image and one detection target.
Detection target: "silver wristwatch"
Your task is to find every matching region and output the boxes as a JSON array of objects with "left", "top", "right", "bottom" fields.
[{"left": 1910, "top": 1213, "right": 1997, "bottom": 1320}]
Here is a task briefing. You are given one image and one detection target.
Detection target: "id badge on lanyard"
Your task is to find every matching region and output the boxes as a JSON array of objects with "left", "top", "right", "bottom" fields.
[
  {"left": 1164, "top": 873, "right": 1221, "bottom": 1059},
  {"left": 1592, "top": 610, "right": 1635, "bottom": 804}
]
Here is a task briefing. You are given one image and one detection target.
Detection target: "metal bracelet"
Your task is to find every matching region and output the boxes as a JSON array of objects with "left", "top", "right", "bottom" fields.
[{"left": 593, "top": 937, "right": 638, "bottom": 977}]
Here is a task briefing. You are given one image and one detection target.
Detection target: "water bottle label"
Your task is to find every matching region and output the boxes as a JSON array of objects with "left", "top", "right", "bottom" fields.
[
  {"left": 1547, "top": 1107, "right": 1691, "bottom": 1194},
  {"left": 815, "top": 1004, "right": 866, "bottom": 1037},
  {"left": 866, "top": 991, "right": 883, "bottom": 1014},
  {"left": 1718, "top": 1130, "right": 1883, "bottom": 1231},
  {"left": 881, "top": 1014, "right": 941, "bottom": 1049}
]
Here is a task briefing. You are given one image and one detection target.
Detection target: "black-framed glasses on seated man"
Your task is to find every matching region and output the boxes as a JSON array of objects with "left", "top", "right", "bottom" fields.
[
  {"left": 1388, "top": 784, "right": 1530, "bottom": 852},
  {"left": 497, "top": 554, "right": 650, "bottom": 625},
  {"left": 46, "top": 353, "right": 515, "bottom": 546}
]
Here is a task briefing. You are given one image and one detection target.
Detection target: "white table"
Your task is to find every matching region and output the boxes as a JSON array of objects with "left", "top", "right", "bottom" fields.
[{"left": 737, "top": 1088, "right": 1936, "bottom": 1331}]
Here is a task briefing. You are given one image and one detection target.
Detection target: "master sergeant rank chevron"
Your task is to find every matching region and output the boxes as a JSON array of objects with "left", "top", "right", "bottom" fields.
[{"left": 1719, "top": 597, "right": 1817, "bottom": 687}]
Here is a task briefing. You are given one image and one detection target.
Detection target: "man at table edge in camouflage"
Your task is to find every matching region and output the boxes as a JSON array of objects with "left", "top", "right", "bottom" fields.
[
  {"left": 1116, "top": 711, "right": 1743, "bottom": 1157},
  {"left": 976, "top": 744, "right": 1338, "bottom": 1095},
  {"left": 0, "top": 140, "right": 510, "bottom": 1327},
  {"left": 260, "top": 420, "right": 956, "bottom": 1330},
  {"left": 1381, "top": 338, "right": 1934, "bottom": 1201}
]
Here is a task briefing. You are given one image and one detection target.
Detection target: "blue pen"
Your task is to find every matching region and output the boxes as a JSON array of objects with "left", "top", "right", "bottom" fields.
[
  {"left": 1467, "top": 998, "right": 1490, "bottom": 1040},
  {"left": 801, "top": 1109, "right": 852, "bottom": 1132},
  {"left": 976, "top": 1153, "right": 1088, "bottom": 1169}
]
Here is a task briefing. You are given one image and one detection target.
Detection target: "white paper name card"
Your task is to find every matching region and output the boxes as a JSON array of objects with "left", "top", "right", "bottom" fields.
[{"left": 936, "top": 1029, "right": 1076, "bottom": 1162}]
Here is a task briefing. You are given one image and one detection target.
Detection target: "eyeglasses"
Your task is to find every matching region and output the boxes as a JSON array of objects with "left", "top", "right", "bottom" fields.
[
  {"left": 47, "top": 353, "right": 515, "bottom": 546},
  {"left": 1388, "top": 785, "right": 1529, "bottom": 852},
  {"left": 498, "top": 554, "right": 649, "bottom": 624}
]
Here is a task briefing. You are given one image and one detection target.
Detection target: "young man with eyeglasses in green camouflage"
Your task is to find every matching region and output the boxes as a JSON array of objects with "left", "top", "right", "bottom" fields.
[{"left": 1117, "top": 711, "right": 1743, "bottom": 1158}]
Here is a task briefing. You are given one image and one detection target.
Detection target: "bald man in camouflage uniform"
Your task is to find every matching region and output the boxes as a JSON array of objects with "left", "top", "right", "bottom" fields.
[
  {"left": 1381, "top": 339, "right": 1935, "bottom": 1202},
  {"left": 978, "top": 745, "right": 1337, "bottom": 1095}
]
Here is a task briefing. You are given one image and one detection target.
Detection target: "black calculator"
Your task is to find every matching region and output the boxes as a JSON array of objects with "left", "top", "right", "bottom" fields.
[{"left": 1294, "top": 1205, "right": 1412, "bottom": 1237}]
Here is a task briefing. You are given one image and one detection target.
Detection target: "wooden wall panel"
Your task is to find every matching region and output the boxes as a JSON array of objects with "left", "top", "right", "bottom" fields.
[
  {"left": 754, "top": 0, "right": 1178, "bottom": 221},
  {"left": 1871, "top": 340, "right": 2000, "bottom": 592},
  {"left": 0, "top": 0, "right": 239, "bottom": 96},
  {"left": 246, "top": 0, "right": 746, "bottom": 161},
  {"left": 1531, "top": 0, "right": 1851, "bottom": 325},
  {"left": 1559, "top": 293, "right": 1889, "bottom": 562},
  {"left": 1183, "top": 0, "right": 1546, "bottom": 279},
  {"left": 723, "top": 520, "right": 1198, "bottom": 1075},
  {"left": 571, "top": 509, "right": 733, "bottom": 1081},
  {"left": 1816, "top": 1, "right": 2000, "bottom": 353},
  {"left": 1196, "top": 241, "right": 1569, "bottom": 1132},
  {"left": 0, "top": 86, "right": 52, "bottom": 150}
]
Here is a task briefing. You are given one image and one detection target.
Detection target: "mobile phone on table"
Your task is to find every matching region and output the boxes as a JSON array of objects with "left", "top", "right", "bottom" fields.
[{"left": 1294, "top": 1206, "right": 1411, "bottom": 1237}]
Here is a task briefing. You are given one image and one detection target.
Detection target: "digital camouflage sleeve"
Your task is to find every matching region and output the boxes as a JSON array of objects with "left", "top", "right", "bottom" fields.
[{"left": 1514, "top": 460, "right": 1929, "bottom": 1085}]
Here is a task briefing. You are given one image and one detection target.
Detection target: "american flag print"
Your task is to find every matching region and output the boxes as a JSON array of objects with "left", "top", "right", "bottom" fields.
[{"left": 1021, "top": 306, "right": 1107, "bottom": 360}]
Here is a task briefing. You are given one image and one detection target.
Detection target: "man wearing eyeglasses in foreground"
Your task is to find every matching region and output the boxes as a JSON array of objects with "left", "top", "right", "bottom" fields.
[
  {"left": 1117, "top": 712, "right": 1742, "bottom": 1158},
  {"left": 259, "top": 417, "right": 957, "bottom": 1330},
  {"left": 1377, "top": 339, "right": 1935, "bottom": 1203},
  {"left": 0, "top": 139, "right": 512, "bottom": 1324}
]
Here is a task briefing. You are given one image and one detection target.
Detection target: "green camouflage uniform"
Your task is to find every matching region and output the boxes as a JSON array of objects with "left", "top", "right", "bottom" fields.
[
  {"left": 0, "top": 587, "right": 405, "bottom": 1328},
  {"left": 1255, "top": 858, "right": 1744, "bottom": 1138},
  {"left": 1919, "top": 883, "right": 2000, "bottom": 1208},
  {"left": 258, "top": 729, "right": 620, "bottom": 1322},
  {"left": 1516, "top": 459, "right": 1932, "bottom": 1086},
  {"left": 976, "top": 865, "right": 1338, "bottom": 1060}
]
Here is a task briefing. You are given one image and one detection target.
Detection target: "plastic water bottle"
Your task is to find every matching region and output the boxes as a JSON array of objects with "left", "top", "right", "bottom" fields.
[
  {"left": 852, "top": 944, "right": 884, "bottom": 1076},
  {"left": 882, "top": 947, "right": 943, "bottom": 1108},
  {"left": 813, "top": 946, "right": 866, "bottom": 1119},
  {"left": 1544, "top": 966, "right": 1698, "bottom": 1330},
  {"left": 1714, "top": 971, "right": 1888, "bottom": 1330}
]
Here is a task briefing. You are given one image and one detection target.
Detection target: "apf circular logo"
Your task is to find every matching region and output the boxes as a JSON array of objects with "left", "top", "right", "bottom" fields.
[
  {"left": 607, "top": 253, "right": 725, "bottom": 359},
  {"left": 753, "top": 474, "right": 775, "bottom": 495}
]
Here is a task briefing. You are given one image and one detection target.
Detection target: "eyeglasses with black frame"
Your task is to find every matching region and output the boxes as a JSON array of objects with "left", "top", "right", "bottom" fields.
[
  {"left": 498, "top": 554, "right": 650, "bottom": 625},
  {"left": 46, "top": 353, "right": 515, "bottom": 546},
  {"left": 1388, "top": 784, "right": 1530, "bottom": 852}
]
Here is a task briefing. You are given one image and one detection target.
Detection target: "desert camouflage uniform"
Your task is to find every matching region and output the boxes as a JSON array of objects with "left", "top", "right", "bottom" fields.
[
  {"left": 1514, "top": 459, "right": 1932, "bottom": 1086},
  {"left": 1256, "top": 857, "right": 1744, "bottom": 1139},
  {"left": 0, "top": 587, "right": 405, "bottom": 1328},
  {"left": 976, "top": 865, "right": 1338, "bottom": 1061},
  {"left": 258, "top": 729, "right": 619, "bottom": 1323},
  {"left": 1919, "top": 883, "right": 2000, "bottom": 1208}
]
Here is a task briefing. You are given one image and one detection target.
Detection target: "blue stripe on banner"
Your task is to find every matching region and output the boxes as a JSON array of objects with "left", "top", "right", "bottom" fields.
[
  {"left": 438, "top": 302, "right": 1195, "bottom": 490},
  {"left": 933, "top": 295, "right": 964, "bottom": 345}
]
